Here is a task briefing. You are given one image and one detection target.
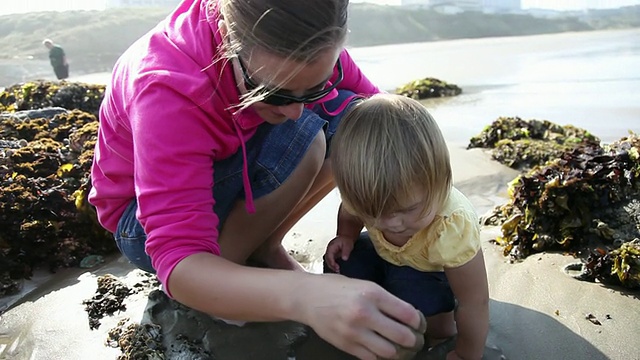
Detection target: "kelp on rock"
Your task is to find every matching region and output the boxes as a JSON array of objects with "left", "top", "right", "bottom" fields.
[
  {"left": 395, "top": 77, "right": 462, "bottom": 100},
  {"left": 468, "top": 116, "right": 599, "bottom": 171},
  {"left": 483, "top": 132, "right": 640, "bottom": 289},
  {"left": 0, "top": 81, "right": 114, "bottom": 296},
  {"left": 0, "top": 80, "right": 105, "bottom": 118}
]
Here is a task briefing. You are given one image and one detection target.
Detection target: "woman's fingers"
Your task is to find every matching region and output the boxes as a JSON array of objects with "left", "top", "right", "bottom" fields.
[
  {"left": 303, "top": 275, "right": 426, "bottom": 359},
  {"left": 372, "top": 291, "right": 425, "bottom": 349},
  {"left": 353, "top": 330, "right": 399, "bottom": 360},
  {"left": 417, "top": 310, "right": 427, "bottom": 334}
]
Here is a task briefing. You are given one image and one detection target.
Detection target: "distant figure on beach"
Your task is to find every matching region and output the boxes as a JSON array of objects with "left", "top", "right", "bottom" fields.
[
  {"left": 88, "top": 0, "right": 427, "bottom": 358},
  {"left": 42, "top": 39, "right": 68, "bottom": 80},
  {"left": 325, "top": 94, "right": 490, "bottom": 360}
]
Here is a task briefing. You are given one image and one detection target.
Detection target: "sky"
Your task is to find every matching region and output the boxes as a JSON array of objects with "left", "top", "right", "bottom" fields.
[{"left": 1, "top": 0, "right": 640, "bottom": 16}]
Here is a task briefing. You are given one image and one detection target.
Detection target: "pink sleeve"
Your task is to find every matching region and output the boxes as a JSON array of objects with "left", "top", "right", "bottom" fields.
[
  {"left": 337, "top": 49, "right": 381, "bottom": 95},
  {"left": 129, "top": 77, "right": 222, "bottom": 296}
]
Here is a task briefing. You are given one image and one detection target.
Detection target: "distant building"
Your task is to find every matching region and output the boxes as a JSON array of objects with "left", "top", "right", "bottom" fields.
[
  {"left": 481, "top": 0, "right": 521, "bottom": 13},
  {"left": 106, "top": 0, "right": 181, "bottom": 8},
  {"left": 400, "top": 0, "right": 430, "bottom": 6},
  {"left": 400, "top": 0, "right": 482, "bottom": 12},
  {"left": 400, "top": 0, "right": 521, "bottom": 12}
]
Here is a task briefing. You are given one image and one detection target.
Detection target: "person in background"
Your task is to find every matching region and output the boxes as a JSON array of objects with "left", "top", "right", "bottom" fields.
[
  {"left": 88, "top": 0, "right": 426, "bottom": 359},
  {"left": 325, "top": 94, "right": 490, "bottom": 360},
  {"left": 43, "top": 39, "right": 68, "bottom": 80}
]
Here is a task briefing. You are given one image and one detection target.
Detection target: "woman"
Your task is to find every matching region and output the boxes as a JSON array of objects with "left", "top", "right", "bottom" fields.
[{"left": 89, "top": 0, "right": 424, "bottom": 358}]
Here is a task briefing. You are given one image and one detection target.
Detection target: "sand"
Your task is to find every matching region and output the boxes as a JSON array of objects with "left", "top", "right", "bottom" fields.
[{"left": 1, "top": 142, "right": 638, "bottom": 360}]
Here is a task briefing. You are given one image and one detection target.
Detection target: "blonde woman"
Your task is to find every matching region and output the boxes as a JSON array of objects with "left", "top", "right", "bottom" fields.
[
  {"left": 325, "top": 94, "right": 490, "bottom": 360},
  {"left": 89, "top": 0, "right": 426, "bottom": 358}
]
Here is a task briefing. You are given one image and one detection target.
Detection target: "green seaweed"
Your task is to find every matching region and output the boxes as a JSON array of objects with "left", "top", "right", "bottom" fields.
[
  {"left": 395, "top": 77, "right": 462, "bottom": 100},
  {"left": 468, "top": 117, "right": 599, "bottom": 171}
]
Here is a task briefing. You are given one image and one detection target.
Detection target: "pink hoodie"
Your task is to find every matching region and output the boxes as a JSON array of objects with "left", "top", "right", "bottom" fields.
[{"left": 89, "top": 0, "right": 380, "bottom": 291}]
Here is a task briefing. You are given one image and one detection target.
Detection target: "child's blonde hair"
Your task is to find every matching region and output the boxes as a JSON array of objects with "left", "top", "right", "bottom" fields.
[{"left": 331, "top": 94, "right": 452, "bottom": 220}]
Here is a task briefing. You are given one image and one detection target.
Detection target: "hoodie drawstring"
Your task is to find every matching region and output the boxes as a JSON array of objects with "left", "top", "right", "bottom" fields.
[{"left": 232, "top": 118, "right": 256, "bottom": 214}]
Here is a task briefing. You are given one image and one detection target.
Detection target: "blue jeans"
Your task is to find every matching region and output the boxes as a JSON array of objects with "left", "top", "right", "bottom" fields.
[
  {"left": 325, "top": 232, "right": 456, "bottom": 317},
  {"left": 115, "top": 90, "right": 361, "bottom": 273}
]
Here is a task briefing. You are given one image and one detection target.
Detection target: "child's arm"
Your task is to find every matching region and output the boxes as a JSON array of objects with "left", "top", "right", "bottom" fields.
[
  {"left": 444, "top": 251, "right": 489, "bottom": 360},
  {"left": 324, "top": 203, "right": 364, "bottom": 272},
  {"left": 337, "top": 202, "right": 364, "bottom": 238}
]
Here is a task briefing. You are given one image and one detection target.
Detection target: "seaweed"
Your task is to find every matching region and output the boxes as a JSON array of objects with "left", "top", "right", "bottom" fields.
[
  {"left": 578, "top": 240, "right": 640, "bottom": 289},
  {"left": 484, "top": 132, "right": 640, "bottom": 288},
  {"left": 395, "top": 77, "right": 462, "bottom": 100},
  {"left": 468, "top": 117, "right": 599, "bottom": 171},
  {"left": 83, "top": 274, "right": 132, "bottom": 330},
  {"left": 0, "top": 80, "right": 105, "bottom": 118},
  {"left": 0, "top": 81, "right": 115, "bottom": 296}
]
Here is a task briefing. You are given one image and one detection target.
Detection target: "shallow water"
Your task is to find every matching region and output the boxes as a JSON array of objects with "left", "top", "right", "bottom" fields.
[{"left": 349, "top": 28, "right": 640, "bottom": 143}]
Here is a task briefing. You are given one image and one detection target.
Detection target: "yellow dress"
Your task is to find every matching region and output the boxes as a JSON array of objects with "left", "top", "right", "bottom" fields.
[{"left": 367, "top": 187, "right": 481, "bottom": 271}]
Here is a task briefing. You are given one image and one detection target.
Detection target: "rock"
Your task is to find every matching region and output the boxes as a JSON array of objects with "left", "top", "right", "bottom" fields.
[
  {"left": 138, "top": 289, "right": 308, "bottom": 360},
  {"left": 396, "top": 77, "right": 462, "bottom": 100},
  {"left": 0, "top": 107, "right": 68, "bottom": 121}
]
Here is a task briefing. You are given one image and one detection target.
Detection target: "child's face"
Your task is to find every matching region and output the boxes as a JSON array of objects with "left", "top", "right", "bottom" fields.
[{"left": 371, "top": 188, "right": 436, "bottom": 241}]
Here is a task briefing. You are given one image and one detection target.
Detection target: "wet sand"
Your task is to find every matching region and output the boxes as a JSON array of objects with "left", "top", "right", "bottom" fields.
[{"left": 1, "top": 145, "right": 639, "bottom": 360}]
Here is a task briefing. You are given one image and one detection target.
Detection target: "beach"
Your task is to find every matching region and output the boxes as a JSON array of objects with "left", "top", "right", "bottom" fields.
[
  {"left": 1, "top": 28, "right": 640, "bottom": 359},
  {"left": 2, "top": 145, "right": 638, "bottom": 360}
]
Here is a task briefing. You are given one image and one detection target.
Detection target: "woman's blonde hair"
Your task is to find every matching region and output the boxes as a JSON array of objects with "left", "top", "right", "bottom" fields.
[{"left": 331, "top": 94, "right": 452, "bottom": 220}]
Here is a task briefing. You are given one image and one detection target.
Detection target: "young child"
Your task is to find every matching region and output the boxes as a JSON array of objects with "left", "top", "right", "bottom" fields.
[{"left": 325, "top": 94, "right": 489, "bottom": 360}]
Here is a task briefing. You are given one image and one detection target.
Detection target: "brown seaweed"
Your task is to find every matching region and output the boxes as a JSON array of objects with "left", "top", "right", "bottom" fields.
[
  {"left": 483, "top": 132, "right": 640, "bottom": 288},
  {"left": 83, "top": 274, "right": 132, "bottom": 330},
  {"left": 578, "top": 240, "right": 640, "bottom": 288},
  {"left": 0, "top": 81, "right": 114, "bottom": 296}
]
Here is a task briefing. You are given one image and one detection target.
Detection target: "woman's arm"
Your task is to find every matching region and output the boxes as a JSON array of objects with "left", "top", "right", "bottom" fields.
[
  {"left": 444, "top": 251, "right": 490, "bottom": 360},
  {"left": 169, "top": 252, "right": 426, "bottom": 359}
]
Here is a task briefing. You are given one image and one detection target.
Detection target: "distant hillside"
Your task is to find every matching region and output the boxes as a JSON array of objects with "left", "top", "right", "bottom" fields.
[{"left": 0, "top": 4, "right": 638, "bottom": 87}]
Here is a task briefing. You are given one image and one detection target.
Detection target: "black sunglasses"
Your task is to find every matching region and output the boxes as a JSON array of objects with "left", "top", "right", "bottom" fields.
[{"left": 237, "top": 56, "right": 344, "bottom": 106}]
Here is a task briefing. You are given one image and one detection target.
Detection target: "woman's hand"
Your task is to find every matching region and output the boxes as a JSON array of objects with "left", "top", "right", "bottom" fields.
[
  {"left": 296, "top": 273, "right": 427, "bottom": 360},
  {"left": 446, "top": 350, "right": 465, "bottom": 360},
  {"left": 324, "top": 235, "right": 356, "bottom": 273}
]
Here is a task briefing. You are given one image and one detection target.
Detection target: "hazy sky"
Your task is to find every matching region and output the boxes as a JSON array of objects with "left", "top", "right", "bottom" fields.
[{"left": 1, "top": 0, "right": 639, "bottom": 16}]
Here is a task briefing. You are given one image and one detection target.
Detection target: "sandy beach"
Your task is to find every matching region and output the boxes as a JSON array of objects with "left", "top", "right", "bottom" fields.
[
  {"left": 1, "top": 144, "right": 638, "bottom": 360},
  {"left": 2, "top": 29, "right": 640, "bottom": 359}
]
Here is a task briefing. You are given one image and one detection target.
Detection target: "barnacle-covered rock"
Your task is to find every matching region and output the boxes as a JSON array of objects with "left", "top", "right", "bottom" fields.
[
  {"left": 468, "top": 117, "right": 599, "bottom": 171},
  {"left": 0, "top": 80, "right": 105, "bottom": 117},
  {"left": 106, "top": 320, "right": 166, "bottom": 360},
  {"left": 395, "top": 77, "right": 462, "bottom": 100},
  {"left": 0, "top": 81, "right": 114, "bottom": 296},
  {"left": 484, "top": 132, "right": 640, "bottom": 288}
]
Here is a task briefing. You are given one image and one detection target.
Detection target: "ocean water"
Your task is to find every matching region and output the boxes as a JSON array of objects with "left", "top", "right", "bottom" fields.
[{"left": 349, "top": 28, "right": 640, "bottom": 144}]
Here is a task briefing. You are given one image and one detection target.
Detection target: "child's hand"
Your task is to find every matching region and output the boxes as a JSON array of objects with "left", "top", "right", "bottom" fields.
[{"left": 324, "top": 235, "right": 356, "bottom": 273}]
